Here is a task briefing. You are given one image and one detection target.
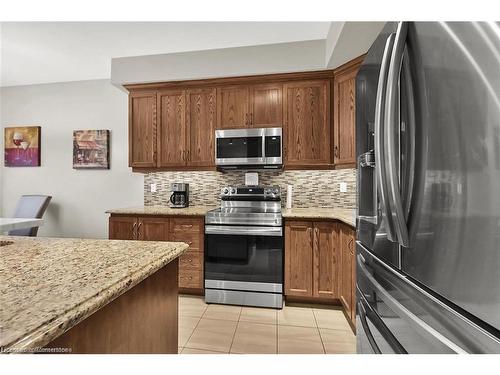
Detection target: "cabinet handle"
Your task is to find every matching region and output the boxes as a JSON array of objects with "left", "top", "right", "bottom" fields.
[
  {"left": 308, "top": 227, "right": 313, "bottom": 248},
  {"left": 132, "top": 222, "right": 137, "bottom": 239},
  {"left": 137, "top": 221, "right": 142, "bottom": 239},
  {"left": 283, "top": 146, "right": 287, "bottom": 158},
  {"left": 182, "top": 150, "right": 185, "bottom": 161},
  {"left": 334, "top": 145, "right": 339, "bottom": 158},
  {"left": 245, "top": 113, "right": 248, "bottom": 126},
  {"left": 187, "top": 150, "right": 190, "bottom": 162},
  {"left": 249, "top": 113, "right": 253, "bottom": 125}
]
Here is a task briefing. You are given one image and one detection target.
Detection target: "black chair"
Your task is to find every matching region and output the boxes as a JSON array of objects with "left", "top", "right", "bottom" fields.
[{"left": 8, "top": 195, "right": 52, "bottom": 237}]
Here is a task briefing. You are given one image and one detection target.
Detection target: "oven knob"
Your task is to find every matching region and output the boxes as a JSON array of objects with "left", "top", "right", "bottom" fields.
[
  {"left": 272, "top": 188, "right": 279, "bottom": 194},
  {"left": 231, "top": 187, "right": 236, "bottom": 194},
  {"left": 222, "top": 187, "right": 229, "bottom": 195}
]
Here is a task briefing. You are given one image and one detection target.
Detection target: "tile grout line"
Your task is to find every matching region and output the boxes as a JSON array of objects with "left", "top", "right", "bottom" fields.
[
  {"left": 227, "top": 307, "right": 243, "bottom": 354},
  {"left": 179, "top": 299, "right": 207, "bottom": 353},
  {"left": 312, "top": 308, "right": 327, "bottom": 354}
]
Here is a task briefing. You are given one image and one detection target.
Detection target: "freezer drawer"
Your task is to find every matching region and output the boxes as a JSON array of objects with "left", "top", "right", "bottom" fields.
[{"left": 357, "top": 242, "right": 500, "bottom": 353}]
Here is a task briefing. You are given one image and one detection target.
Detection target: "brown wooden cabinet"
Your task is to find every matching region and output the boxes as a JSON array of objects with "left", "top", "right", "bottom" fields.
[
  {"left": 285, "top": 220, "right": 340, "bottom": 299},
  {"left": 109, "top": 215, "right": 204, "bottom": 293},
  {"left": 157, "top": 89, "right": 186, "bottom": 167},
  {"left": 129, "top": 91, "right": 157, "bottom": 168},
  {"left": 313, "top": 222, "right": 340, "bottom": 299},
  {"left": 333, "top": 57, "right": 363, "bottom": 167},
  {"left": 283, "top": 80, "right": 331, "bottom": 167},
  {"left": 284, "top": 221, "right": 314, "bottom": 297},
  {"left": 216, "top": 85, "right": 250, "bottom": 129},
  {"left": 250, "top": 83, "right": 283, "bottom": 127},
  {"left": 186, "top": 88, "right": 216, "bottom": 167},
  {"left": 339, "top": 225, "right": 356, "bottom": 323}
]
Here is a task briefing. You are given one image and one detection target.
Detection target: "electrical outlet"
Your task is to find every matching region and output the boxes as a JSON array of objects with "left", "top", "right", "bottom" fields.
[
  {"left": 150, "top": 183, "right": 157, "bottom": 193},
  {"left": 339, "top": 182, "right": 347, "bottom": 193}
]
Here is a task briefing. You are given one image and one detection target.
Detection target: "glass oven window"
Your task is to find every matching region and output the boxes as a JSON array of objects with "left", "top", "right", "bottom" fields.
[
  {"left": 205, "top": 234, "right": 283, "bottom": 284},
  {"left": 265, "top": 135, "right": 281, "bottom": 158},
  {"left": 216, "top": 137, "right": 262, "bottom": 159}
]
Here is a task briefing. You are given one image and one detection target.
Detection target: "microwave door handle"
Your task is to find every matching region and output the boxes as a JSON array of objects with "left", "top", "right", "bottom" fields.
[
  {"left": 385, "top": 21, "right": 410, "bottom": 247},
  {"left": 375, "top": 32, "right": 397, "bottom": 242}
]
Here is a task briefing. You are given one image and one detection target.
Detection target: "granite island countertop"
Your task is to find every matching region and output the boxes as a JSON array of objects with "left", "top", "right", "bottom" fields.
[
  {"left": 282, "top": 208, "right": 356, "bottom": 228},
  {"left": 0, "top": 235, "right": 188, "bottom": 351},
  {"left": 106, "top": 205, "right": 216, "bottom": 216}
]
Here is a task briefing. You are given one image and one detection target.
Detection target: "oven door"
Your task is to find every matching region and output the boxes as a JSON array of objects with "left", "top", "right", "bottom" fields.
[{"left": 205, "top": 225, "right": 283, "bottom": 292}]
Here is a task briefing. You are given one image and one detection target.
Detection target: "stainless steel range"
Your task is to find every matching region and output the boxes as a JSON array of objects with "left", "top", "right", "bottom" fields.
[{"left": 204, "top": 185, "right": 283, "bottom": 309}]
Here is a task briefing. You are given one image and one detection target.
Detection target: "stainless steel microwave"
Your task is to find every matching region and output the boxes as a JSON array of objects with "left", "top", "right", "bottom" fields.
[{"left": 215, "top": 127, "right": 282, "bottom": 169}]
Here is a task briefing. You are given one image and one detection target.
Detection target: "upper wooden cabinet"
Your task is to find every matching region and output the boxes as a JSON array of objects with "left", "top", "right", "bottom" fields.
[
  {"left": 186, "top": 88, "right": 216, "bottom": 167},
  {"left": 333, "top": 57, "right": 363, "bottom": 167},
  {"left": 157, "top": 90, "right": 186, "bottom": 167},
  {"left": 249, "top": 83, "right": 283, "bottom": 127},
  {"left": 129, "top": 91, "right": 157, "bottom": 168},
  {"left": 217, "top": 85, "right": 250, "bottom": 129},
  {"left": 283, "top": 80, "right": 331, "bottom": 167},
  {"left": 216, "top": 83, "right": 282, "bottom": 129}
]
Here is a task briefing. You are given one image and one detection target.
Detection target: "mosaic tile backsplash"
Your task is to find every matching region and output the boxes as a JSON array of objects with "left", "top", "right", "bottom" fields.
[{"left": 144, "top": 169, "right": 356, "bottom": 209}]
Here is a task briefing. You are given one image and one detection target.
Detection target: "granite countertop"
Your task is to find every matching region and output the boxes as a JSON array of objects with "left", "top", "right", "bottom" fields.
[
  {"left": 0, "top": 235, "right": 188, "bottom": 351},
  {"left": 106, "top": 205, "right": 216, "bottom": 216},
  {"left": 282, "top": 208, "right": 356, "bottom": 228}
]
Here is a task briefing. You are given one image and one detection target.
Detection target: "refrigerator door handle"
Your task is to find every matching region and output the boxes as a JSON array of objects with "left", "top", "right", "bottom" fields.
[
  {"left": 358, "top": 293, "right": 408, "bottom": 354},
  {"left": 375, "top": 32, "right": 397, "bottom": 242},
  {"left": 357, "top": 253, "right": 468, "bottom": 353},
  {"left": 385, "top": 21, "right": 410, "bottom": 247}
]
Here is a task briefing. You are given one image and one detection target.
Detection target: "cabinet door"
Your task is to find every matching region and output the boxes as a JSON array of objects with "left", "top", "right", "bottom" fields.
[
  {"left": 285, "top": 221, "right": 314, "bottom": 297},
  {"left": 129, "top": 91, "right": 157, "bottom": 168},
  {"left": 349, "top": 227, "right": 356, "bottom": 323},
  {"left": 157, "top": 90, "right": 187, "bottom": 167},
  {"left": 186, "top": 88, "right": 216, "bottom": 167},
  {"left": 138, "top": 217, "right": 170, "bottom": 241},
  {"left": 340, "top": 226, "right": 355, "bottom": 316},
  {"left": 283, "top": 80, "right": 331, "bottom": 167},
  {"left": 313, "top": 222, "right": 340, "bottom": 299},
  {"left": 250, "top": 83, "right": 282, "bottom": 127},
  {"left": 109, "top": 216, "right": 137, "bottom": 240},
  {"left": 216, "top": 85, "right": 250, "bottom": 129},
  {"left": 333, "top": 67, "right": 358, "bottom": 166}
]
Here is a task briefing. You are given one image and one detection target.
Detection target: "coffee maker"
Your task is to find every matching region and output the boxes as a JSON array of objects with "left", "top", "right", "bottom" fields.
[{"left": 170, "top": 183, "right": 189, "bottom": 208}]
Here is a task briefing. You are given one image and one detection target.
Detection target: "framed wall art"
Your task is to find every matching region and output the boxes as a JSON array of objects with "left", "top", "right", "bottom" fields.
[
  {"left": 73, "top": 129, "right": 110, "bottom": 169},
  {"left": 4, "top": 126, "right": 41, "bottom": 167}
]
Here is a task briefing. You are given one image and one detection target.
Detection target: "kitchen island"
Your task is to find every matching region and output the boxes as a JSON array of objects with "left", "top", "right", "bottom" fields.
[{"left": 0, "top": 235, "right": 188, "bottom": 354}]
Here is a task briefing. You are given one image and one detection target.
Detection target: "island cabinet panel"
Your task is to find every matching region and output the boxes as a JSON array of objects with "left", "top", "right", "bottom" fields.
[
  {"left": 283, "top": 80, "right": 331, "bottom": 168},
  {"left": 45, "top": 260, "right": 179, "bottom": 354},
  {"left": 313, "top": 222, "right": 340, "bottom": 299},
  {"left": 285, "top": 221, "right": 314, "bottom": 297},
  {"left": 109, "top": 216, "right": 137, "bottom": 240},
  {"left": 108, "top": 215, "right": 204, "bottom": 293},
  {"left": 186, "top": 88, "right": 216, "bottom": 167},
  {"left": 250, "top": 83, "right": 283, "bottom": 127},
  {"left": 339, "top": 225, "right": 356, "bottom": 325},
  {"left": 333, "top": 57, "right": 362, "bottom": 167},
  {"left": 216, "top": 85, "right": 250, "bottom": 129},
  {"left": 157, "top": 90, "right": 187, "bottom": 167},
  {"left": 129, "top": 91, "right": 157, "bottom": 168}
]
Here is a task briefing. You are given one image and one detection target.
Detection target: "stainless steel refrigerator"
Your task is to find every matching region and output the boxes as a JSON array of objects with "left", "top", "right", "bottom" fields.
[{"left": 356, "top": 21, "right": 500, "bottom": 353}]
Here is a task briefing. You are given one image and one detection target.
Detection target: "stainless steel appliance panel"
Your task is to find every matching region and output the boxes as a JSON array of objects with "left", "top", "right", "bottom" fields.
[
  {"left": 400, "top": 22, "right": 500, "bottom": 332},
  {"left": 357, "top": 242, "right": 500, "bottom": 353}
]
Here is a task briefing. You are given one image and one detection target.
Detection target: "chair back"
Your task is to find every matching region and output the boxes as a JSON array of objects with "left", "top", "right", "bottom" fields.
[{"left": 8, "top": 195, "right": 52, "bottom": 236}]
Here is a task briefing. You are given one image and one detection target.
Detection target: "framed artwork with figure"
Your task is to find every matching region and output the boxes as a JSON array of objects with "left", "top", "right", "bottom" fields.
[
  {"left": 4, "top": 126, "right": 41, "bottom": 167},
  {"left": 73, "top": 129, "right": 110, "bottom": 169}
]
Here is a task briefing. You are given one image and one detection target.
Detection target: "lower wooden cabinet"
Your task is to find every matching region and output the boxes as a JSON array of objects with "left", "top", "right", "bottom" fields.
[
  {"left": 109, "top": 215, "right": 204, "bottom": 293},
  {"left": 284, "top": 219, "right": 356, "bottom": 328}
]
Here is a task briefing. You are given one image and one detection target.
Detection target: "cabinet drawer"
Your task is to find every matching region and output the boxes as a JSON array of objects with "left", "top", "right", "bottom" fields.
[
  {"left": 179, "top": 269, "right": 203, "bottom": 289},
  {"left": 170, "top": 218, "right": 202, "bottom": 234},
  {"left": 170, "top": 231, "right": 201, "bottom": 250},
  {"left": 179, "top": 251, "right": 203, "bottom": 271}
]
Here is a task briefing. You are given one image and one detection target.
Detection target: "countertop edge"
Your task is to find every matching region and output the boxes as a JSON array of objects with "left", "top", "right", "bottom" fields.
[{"left": 6, "top": 241, "right": 189, "bottom": 351}]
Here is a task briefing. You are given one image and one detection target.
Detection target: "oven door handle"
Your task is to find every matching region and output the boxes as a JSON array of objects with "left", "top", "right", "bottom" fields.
[{"left": 205, "top": 225, "right": 283, "bottom": 237}]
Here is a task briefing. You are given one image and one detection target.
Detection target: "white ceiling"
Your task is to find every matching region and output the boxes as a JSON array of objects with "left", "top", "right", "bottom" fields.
[{"left": 0, "top": 22, "right": 332, "bottom": 87}]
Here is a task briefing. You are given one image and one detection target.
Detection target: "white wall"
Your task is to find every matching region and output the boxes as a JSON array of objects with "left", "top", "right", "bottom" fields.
[
  {"left": 111, "top": 40, "right": 326, "bottom": 87},
  {"left": 326, "top": 22, "right": 386, "bottom": 68},
  {"left": 0, "top": 79, "right": 143, "bottom": 238}
]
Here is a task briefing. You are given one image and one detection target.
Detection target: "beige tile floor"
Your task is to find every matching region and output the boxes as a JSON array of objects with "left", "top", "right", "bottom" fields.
[{"left": 178, "top": 294, "right": 356, "bottom": 354}]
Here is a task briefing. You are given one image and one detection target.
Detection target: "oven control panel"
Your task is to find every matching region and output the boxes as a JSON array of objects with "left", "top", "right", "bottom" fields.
[{"left": 220, "top": 186, "right": 281, "bottom": 200}]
